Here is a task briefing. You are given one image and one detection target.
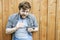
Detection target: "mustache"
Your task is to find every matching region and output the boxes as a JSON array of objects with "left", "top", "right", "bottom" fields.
[{"left": 20, "top": 14, "right": 26, "bottom": 16}]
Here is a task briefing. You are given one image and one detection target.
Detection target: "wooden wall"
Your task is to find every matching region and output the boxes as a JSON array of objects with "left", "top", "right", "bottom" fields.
[{"left": 0, "top": 0, "right": 60, "bottom": 40}]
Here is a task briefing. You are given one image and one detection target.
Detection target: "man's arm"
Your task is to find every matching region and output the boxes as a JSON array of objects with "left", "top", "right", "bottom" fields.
[
  {"left": 6, "top": 27, "right": 18, "bottom": 34},
  {"left": 6, "top": 22, "right": 24, "bottom": 34},
  {"left": 6, "top": 15, "right": 24, "bottom": 34},
  {"left": 28, "top": 27, "right": 38, "bottom": 32},
  {"left": 6, "top": 21, "right": 24, "bottom": 34},
  {"left": 28, "top": 14, "right": 38, "bottom": 32},
  {"left": 6, "top": 16, "right": 18, "bottom": 34}
]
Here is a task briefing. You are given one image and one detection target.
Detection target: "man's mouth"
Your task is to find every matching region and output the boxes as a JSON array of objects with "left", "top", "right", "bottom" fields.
[
  {"left": 21, "top": 14, "right": 27, "bottom": 16},
  {"left": 20, "top": 14, "right": 27, "bottom": 18},
  {"left": 21, "top": 15, "right": 26, "bottom": 16}
]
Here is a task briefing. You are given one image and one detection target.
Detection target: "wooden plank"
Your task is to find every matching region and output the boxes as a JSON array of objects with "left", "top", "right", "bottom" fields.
[
  {"left": 17, "top": 0, "right": 26, "bottom": 6},
  {"left": 2, "top": 0, "right": 11, "bottom": 40},
  {"left": 56, "top": 0, "right": 60, "bottom": 40},
  {"left": 32, "top": 0, "right": 40, "bottom": 40},
  {"left": 9, "top": 0, "right": 16, "bottom": 15},
  {"left": 47, "top": 0, "right": 56, "bottom": 40},
  {"left": 14, "top": 0, "right": 19, "bottom": 12},
  {"left": 40, "top": 0, "right": 48, "bottom": 40},
  {"left": 0, "top": 0, "right": 3, "bottom": 40},
  {"left": 7, "top": 0, "right": 17, "bottom": 40}
]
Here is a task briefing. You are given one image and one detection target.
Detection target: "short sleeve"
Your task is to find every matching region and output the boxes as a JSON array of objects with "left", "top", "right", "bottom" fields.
[
  {"left": 32, "top": 15, "right": 38, "bottom": 27},
  {"left": 6, "top": 16, "right": 13, "bottom": 28}
]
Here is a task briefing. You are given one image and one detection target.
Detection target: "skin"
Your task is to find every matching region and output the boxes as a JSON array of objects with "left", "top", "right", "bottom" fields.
[{"left": 6, "top": 8, "right": 38, "bottom": 34}]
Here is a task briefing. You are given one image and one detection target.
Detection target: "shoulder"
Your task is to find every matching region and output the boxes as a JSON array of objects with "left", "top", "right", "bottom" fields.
[
  {"left": 8, "top": 13, "right": 18, "bottom": 20},
  {"left": 28, "top": 13, "right": 36, "bottom": 19}
]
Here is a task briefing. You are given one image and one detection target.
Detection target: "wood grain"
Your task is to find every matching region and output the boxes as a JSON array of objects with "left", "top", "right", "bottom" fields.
[
  {"left": 2, "top": 0, "right": 11, "bottom": 40},
  {"left": 56, "top": 0, "right": 60, "bottom": 40},
  {"left": 32, "top": 0, "right": 40, "bottom": 40},
  {"left": 0, "top": 0, "right": 3, "bottom": 40},
  {"left": 47, "top": 0, "right": 56, "bottom": 40},
  {"left": 40, "top": 0, "right": 48, "bottom": 40}
]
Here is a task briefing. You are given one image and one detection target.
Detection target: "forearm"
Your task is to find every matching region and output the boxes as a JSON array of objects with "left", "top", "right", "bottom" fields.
[
  {"left": 6, "top": 27, "right": 18, "bottom": 34},
  {"left": 28, "top": 27, "right": 38, "bottom": 32}
]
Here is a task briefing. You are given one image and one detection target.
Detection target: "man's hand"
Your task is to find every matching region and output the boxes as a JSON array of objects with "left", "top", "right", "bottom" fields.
[
  {"left": 28, "top": 27, "right": 38, "bottom": 32},
  {"left": 28, "top": 28, "right": 33, "bottom": 32},
  {"left": 15, "top": 22, "right": 24, "bottom": 29}
]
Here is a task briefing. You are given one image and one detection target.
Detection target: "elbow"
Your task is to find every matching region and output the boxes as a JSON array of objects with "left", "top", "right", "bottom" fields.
[
  {"left": 6, "top": 29, "right": 11, "bottom": 34},
  {"left": 35, "top": 28, "right": 38, "bottom": 32},
  {"left": 6, "top": 29, "right": 8, "bottom": 34},
  {"left": 6, "top": 31, "right": 8, "bottom": 34},
  {"left": 5, "top": 28, "right": 8, "bottom": 34},
  {"left": 34, "top": 27, "right": 39, "bottom": 32},
  {"left": 6, "top": 29, "right": 9, "bottom": 34}
]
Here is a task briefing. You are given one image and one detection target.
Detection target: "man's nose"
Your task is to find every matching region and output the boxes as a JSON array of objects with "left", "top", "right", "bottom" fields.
[{"left": 23, "top": 12, "right": 26, "bottom": 14}]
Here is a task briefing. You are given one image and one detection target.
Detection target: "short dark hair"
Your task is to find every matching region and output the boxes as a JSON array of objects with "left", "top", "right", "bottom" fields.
[{"left": 18, "top": 1, "right": 31, "bottom": 10}]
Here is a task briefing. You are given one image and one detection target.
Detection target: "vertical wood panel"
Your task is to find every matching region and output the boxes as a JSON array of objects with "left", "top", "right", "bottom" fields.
[
  {"left": 47, "top": 0, "right": 56, "bottom": 40},
  {"left": 17, "top": 0, "right": 26, "bottom": 5},
  {"left": 14, "top": 0, "right": 19, "bottom": 12},
  {"left": 8, "top": 0, "right": 17, "bottom": 40},
  {"left": 9, "top": 0, "right": 16, "bottom": 15},
  {"left": 56, "top": 0, "right": 60, "bottom": 40},
  {"left": 2, "top": 0, "right": 11, "bottom": 40},
  {"left": 32, "top": 0, "right": 40, "bottom": 40},
  {"left": 40, "top": 0, "right": 48, "bottom": 40},
  {"left": 0, "top": 0, "right": 3, "bottom": 40}
]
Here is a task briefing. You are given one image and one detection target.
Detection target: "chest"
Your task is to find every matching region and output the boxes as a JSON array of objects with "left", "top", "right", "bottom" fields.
[
  {"left": 18, "top": 19, "right": 28, "bottom": 27},
  {"left": 12, "top": 17, "right": 33, "bottom": 28}
]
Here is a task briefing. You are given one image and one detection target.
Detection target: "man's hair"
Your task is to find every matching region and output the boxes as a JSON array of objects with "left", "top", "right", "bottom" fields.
[{"left": 18, "top": 1, "right": 31, "bottom": 10}]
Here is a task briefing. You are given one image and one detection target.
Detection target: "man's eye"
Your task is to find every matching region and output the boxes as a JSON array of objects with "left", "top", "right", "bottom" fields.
[
  {"left": 26, "top": 11, "right": 29, "bottom": 13},
  {"left": 22, "top": 11, "right": 25, "bottom": 12},
  {"left": 22, "top": 10, "right": 25, "bottom": 12}
]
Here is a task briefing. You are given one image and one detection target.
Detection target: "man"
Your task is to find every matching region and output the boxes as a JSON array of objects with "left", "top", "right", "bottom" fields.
[{"left": 6, "top": 1, "right": 38, "bottom": 40}]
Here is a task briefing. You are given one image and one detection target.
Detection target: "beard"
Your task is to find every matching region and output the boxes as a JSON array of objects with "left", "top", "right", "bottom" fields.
[
  {"left": 19, "top": 12, "right": 28, "bottom": 19},
  {"left": 20, "top": 14, "right": 27, "bottom": 19}
]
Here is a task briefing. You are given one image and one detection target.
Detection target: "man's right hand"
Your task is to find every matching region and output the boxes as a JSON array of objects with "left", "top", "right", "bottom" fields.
[{"left": 15, "top": 22, "right": 24, "bottom": 29}]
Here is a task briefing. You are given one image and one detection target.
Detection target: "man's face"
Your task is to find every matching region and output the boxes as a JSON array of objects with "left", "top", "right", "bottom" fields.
[{"left": 19, "top": 8, "right": 30, "bottom": 19}]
